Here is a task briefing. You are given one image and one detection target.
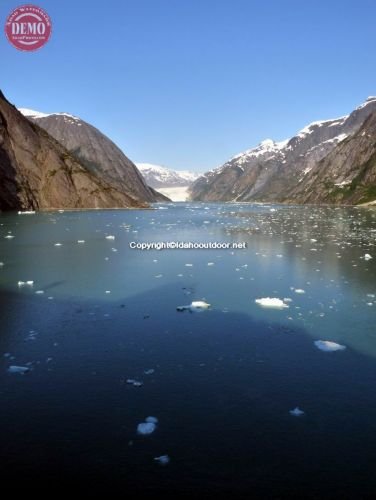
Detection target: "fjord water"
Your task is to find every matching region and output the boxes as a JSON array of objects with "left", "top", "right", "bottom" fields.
[{"left": 0, "top": 203, "right": 376, "bottom": 496}]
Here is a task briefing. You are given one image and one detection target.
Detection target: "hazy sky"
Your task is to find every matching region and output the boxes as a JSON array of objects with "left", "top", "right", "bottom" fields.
[{"left": 2, "top": 0, "right": 376, "bottom": 172}]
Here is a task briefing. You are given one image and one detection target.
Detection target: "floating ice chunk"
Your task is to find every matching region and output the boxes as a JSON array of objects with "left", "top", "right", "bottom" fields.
[
  {"left": 185, "top": 263, "right": 193, "bottom": 267},
  {"left": 54, "top": 243, "right": 62, "bottom": 247},
  {"left": 154, "top": 455, "right": 170, "bottom": 465},
  {"left": 8, "top": 365, "right": 30, "bottom": 374},
  {"left": 177, "top": 300, "right": 211, "bottom": 312},
  {"left": 18, "top": 280, "right": 34, "bottom": 287},
  {"left": 77, "top": 240, "right": 85, "bottom": 244},
  {"left": 289, "top": 407, "right": 305, "bottom": 417},
  {"left": 294, "top": 289, "right": 305, "bottom": 294},
  {"left": 105, "top": 290, "right": 111, "bottom": 294},
  {"left": 0, "top": 262, "right": 4, "bottom": 266},
  {"left": 255, "top": 298, "right": 289, "bottom": 309},
  {"left": 145, "top": 416, "right": 158, "bottom": 424},
  {"left": 18, "top": 211, "right": 35, "bottom": 215},
  {"left": 144, "top": 369, "right": 155, "bottom": 375},
  {"left": 105, "top": 235, "right": 115, "bottom": 240},
  {"left": 191, "top": 300, "right": 210, "bottom": 310},
  {"left": 364, "top": 254, "right": 372, "bottom": 261},
  {"left": 207, "top": 262, "right": 215, "bottom": 266},
  {"left": 137, "top": 420, "right": 157, "bottom": 435},
  {"left": 314, "top": 340, "right": 346, "bottom": 352},
  {"left": 35, "top": 290, "right": 44, "bottom": 295},
  {"left": 126, "top": 378, "right": 143, "bottom": 387},
  {"left": 4, "top": 235, "right": 14, "bottom": 239}
]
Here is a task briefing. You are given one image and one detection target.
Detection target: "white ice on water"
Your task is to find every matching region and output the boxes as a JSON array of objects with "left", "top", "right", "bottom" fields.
[
  {"left": 137, "top": 416, "right": 158, "bottom": 435},
  {"left": 177, "top": 300, "right": 211, "bottom": 312},
  {"left": 8, "top": 365, "right": 30, "bottom": 374},
  {"left": 255, "top": 297, "right": 289, "bottom": 309},
  {"left": 314, "top": 340, "right": 346, "bottom": 352},
  {"left": 154, "top": 455, "right": 170, "bottom": 465},
  {"left": 289, "top": 407, "right": 305, "bottom": 417}
]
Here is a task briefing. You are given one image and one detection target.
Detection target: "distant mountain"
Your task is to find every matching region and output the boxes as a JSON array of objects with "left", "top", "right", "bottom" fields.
[
  {"left": 19, "top": 108, "right": 166, "bottom": 204},
  {"left": 189, "top": 97, "right": 376, "bottom": 205},
  {"left": 0, "top": 91, "right": 146, "bottom": 210},
  {"left": 136, "top": 163, "right": 199, "bottom": 188},
  {"left": 137, "top": 163, "right": 199, "bottom": 201}
]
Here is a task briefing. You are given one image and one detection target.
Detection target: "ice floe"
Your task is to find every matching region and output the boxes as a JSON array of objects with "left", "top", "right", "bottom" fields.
[
  {"left": 314, "top": 340, "right": 346, "bottom": 352},
  {"left": 8, "top": 365, "right": 30, "bottom": 374},
  {"left": 177, "top": 300, "right": 211, "bottom": 312},
  {"left": 137, "top": 417, "right": 158, "bottom": 435},
  {"left": 289, "top": 407, "right": 305, "bottom": 417},
  {"left": 18, "top": 281, "right": 34, "bottom": 287},
  {"left": 364, "top": 254, "right": 372, "bottom": 261},
  {"left": 126, "top": 378, "right": 143, "bottom": 387},
  {"left": 154, "top": 455, "right": 170, "bottom": 465},
  {"left": 105, "top": 235, "right": 115, "bottom": 240},
  {"left": 255, "top": 297, "right": 289, "bottom": 309}
]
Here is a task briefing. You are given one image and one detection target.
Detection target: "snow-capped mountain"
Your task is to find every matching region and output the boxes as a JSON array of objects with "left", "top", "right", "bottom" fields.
[
  {"left": 136, "top": 163, "right": 199, "bottom": 188},
  {"left": 0, "top": 91, "right": 149, "bottom": 210},
  {"left": 18, "top": 108, "right": 165, "bottom": 204},
  {"left": 136, "top": 163, "right": 199, "bottom": 201},
  {"left": 189, "top": 96, "right": 376, "bottom": 205}
]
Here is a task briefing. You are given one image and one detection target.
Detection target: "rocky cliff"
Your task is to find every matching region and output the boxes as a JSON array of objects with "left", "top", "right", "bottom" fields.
[
  {"left": 189, "top": 97, "right": 376, "bottom": 205},
  {"left": 0, "top": 90, "right": 148, "bottom": 210},
  {"left": 19, "top": 108, "right": 165, "bottom": 204}
]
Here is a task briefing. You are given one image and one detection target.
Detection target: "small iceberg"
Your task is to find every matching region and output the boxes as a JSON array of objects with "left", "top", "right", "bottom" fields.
[
  {"left": 105, "top": 235, "right": 115, "bottom": 240},
  {"left": 314, "top": 340, "right": 346, "bottom": 352},
  {"left": 177, "top": 300, "right": 211, "bottom": 312},
  {"left": 126, "top": 378, "right": 143, "bottom": 387},
  {"left": 294, "top": 289, "right": 305, "bottom": 294},
  {"left": 289, "top": 407, "right": 305, "bottom": 417},
  {"left": 364, "top": 254, "right": 372, "bottom": 261},
  {"left": 255, "top": 297, "right": 289, "bottom": 309},
  {"left": 137, "top": 416, "right": 158, "bottom": 435},
  {"left": 8, "top": 365, "right": 30, "bottom": 374},
  {"left": 18, "top": 211, "right": 35, "bottom": 215},
  {"left": 144, "top": 369, "right": 155, "bottom": 375},
  {"left": 154, "top": 455, "right": 170, "bottom": 465},
  {"left": 4, "top": 235, "right": 14, "bottom": 239},
  {"left": 18, "top": 280, "right": 34, "bottom": 287}
]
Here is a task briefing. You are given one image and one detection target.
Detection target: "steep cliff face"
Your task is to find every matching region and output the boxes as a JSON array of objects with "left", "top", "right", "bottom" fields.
[
  {"left": 285, "top": 112, "right": 376, "bottom": 205},
  {"left": 19, "top": 108, "right": 162, "bottom": 204},
  {"left": 189, "top": 97, "right": 376, "bottom": 205},
  {"left": 0, "top": 91, "right": 148, "bottom": 210}
]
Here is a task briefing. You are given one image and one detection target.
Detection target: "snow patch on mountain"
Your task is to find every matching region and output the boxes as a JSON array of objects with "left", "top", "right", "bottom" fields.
[
  {"left": 136, "top": 163, "right": 199, "bottom": 188},
  {"left": 19, "top": 108, "right": 80, "bottom": 122}
]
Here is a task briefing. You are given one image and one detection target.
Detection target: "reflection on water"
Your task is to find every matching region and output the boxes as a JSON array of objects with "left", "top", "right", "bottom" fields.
[{"left": 0, "top": 203, "right": 376, "bottom": 495}]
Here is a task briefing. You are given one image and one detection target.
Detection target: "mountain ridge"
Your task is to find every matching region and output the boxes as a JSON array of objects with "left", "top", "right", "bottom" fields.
[
  {"left": 189, "top": 97, "right": 376, "bottom": 205},
  {"left": 0, "top": 91, "right": 150, "bottom": 210}
]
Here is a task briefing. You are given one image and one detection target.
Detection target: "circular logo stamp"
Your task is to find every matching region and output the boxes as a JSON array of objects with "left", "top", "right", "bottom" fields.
[{"left": 5, "top": 4, "right": 52, "bottom": 51}]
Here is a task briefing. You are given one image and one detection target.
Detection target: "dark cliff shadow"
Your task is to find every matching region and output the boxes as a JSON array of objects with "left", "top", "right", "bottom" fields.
[{"left": 1, "top": 283, "right": 376, "bottom": 498}]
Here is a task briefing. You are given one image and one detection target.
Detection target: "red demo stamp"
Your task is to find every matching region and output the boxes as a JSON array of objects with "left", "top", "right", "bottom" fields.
[{"left": 5, "top": 4, "right": 52, "bottom": 51}]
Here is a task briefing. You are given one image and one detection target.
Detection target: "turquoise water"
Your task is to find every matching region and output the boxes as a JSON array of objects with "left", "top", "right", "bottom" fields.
[{"left": 0, "top": 203, "right": 376, "bottom": 496}]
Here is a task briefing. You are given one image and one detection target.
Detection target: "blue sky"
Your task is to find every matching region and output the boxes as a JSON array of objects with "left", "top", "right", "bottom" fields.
[{"left": 1, "top": 0, "right": 376, "bottom": 172}]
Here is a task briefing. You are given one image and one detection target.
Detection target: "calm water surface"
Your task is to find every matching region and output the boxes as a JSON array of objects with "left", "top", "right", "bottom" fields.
[{"left": 0, "top": 203, "right": 376, "bottom": 496}]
